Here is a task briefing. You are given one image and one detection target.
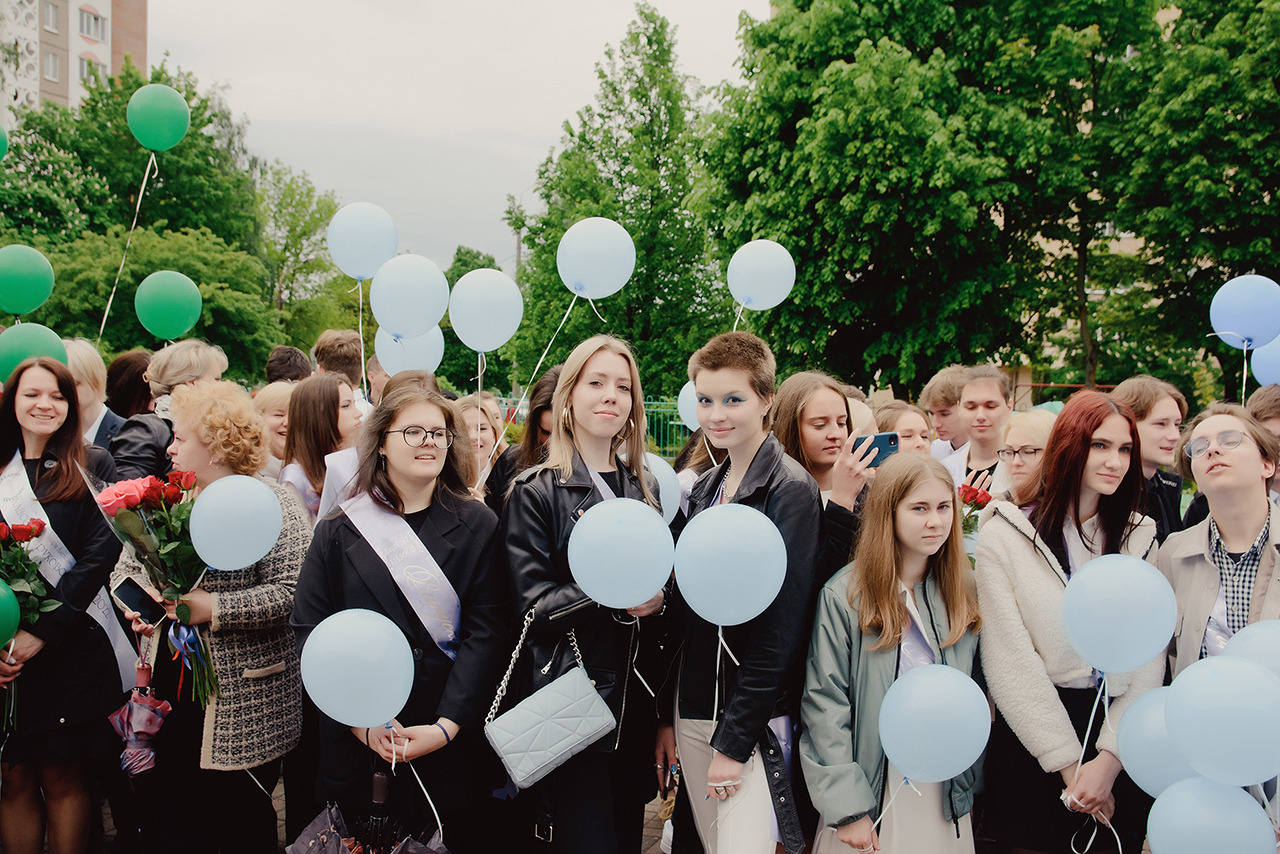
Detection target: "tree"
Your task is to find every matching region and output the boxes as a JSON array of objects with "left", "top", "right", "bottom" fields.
[
  {"left": 1117, "top": 0, "right": 1280, "bottom": 401},
  {"left": 438, "top": 246, "right": 513, "bottom": 393},
  {"left": 256, "top": 159, "right": 340, "bottom": 311},
  {"left": 701, "top": 0, "right": 1034, "bottom": 393},
  {"left": 509, "top": 3, "right": 726, "bottom": 398},
  {"left": 18, "top": 58, "right": 259, "bottom": 251},
  {"left": 0, "top": 125, "right": 115, "bottom": 241}
]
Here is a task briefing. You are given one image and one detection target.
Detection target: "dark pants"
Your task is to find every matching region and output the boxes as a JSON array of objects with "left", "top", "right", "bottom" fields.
[
  {"left": 282, "top": 693, "right": 324, "bottom": 844},
  {"left": 517, "top": 749, "right": 646, "bottom": 854}
]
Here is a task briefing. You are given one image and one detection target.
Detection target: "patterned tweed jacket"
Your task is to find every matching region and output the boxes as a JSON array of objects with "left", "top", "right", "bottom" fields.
[{"left": 113, "top": 479, "right": 313, "bottom": 770}]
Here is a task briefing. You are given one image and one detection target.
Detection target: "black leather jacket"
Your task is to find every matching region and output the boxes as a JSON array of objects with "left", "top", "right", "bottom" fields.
[
  {"left": 501, "top": 451, "right": 662, "bottom": 751},
  {"left": 109, "top": 412, "right": 174, "bottom": 481}
]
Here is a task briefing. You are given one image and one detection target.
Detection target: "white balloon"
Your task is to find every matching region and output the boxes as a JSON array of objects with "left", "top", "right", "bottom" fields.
[
  {"left": 567, "top": 498, "right": 674, "bottom": 609},
  {"left": 449, "top": 268, "right": 523, "bottom": 352},
  {"left": 727, "top": 239, "right": 796, "bottom": 310},
  {"left": 556, "top": 217, "right": 636, "bottom": 299},
  {"left": 326, "top": 202, "right": 398, "bottom": 280},
  {"left": 190, "top": 476, "right": 283, "bottom": 571},
  {"left": 370, "top": 254, "right": 449, "bottom": 340},
  {"left": 375, "top": 326, "right": 444, "bottom": 376},
  {"left": 674, "top": 504, "right": 787, "bottom": 626},
  {"left": 677, "top": 381, "right": 699, "bottom": 431},
  {"left": 643, "top": 453, "right": 682, "bottom": 525}
]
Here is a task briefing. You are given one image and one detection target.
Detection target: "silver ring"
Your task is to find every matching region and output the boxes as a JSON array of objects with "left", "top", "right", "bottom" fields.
[{"left": 714, "top": 786, "right": 726, "bottom": 795}]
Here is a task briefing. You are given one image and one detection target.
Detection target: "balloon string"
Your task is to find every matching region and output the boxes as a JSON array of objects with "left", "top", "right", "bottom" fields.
[
  {"left": 494, "top": 295, "right": 578, "bottom": 446},
  {"left": 1069, "top": 675, "right": 1108, "bottom": 788},
  {"left": 98, "top": 152, "right": 159, "bottom": 344},
  {"left": 871, "top": 776, "right": 922, "bottom": 832},
  {"left": 732, "top": 303, "right": 744, "bottom": 332},
  {"left": 1206, "top": 331, "right": 1251, "bottom": 403},
  {"left": 408, "top": 759, "right": 446, "bottom": 848},
  {"left": 244, "top": 768, "right": 272, "bottom": 799},
  {"left": 587, "top": 297, "right": 607, "bottom": 323},
  {"left": 348, "top": 279, "right": 367, "bottom": 399},
  {"left": 473, "top": 352, "right": 487, "bottom": 488}
]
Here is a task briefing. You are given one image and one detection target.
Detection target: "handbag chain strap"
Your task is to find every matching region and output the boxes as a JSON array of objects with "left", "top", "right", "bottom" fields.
[{"left": 485, "top": 607, "right": 588, "bottom": 726}]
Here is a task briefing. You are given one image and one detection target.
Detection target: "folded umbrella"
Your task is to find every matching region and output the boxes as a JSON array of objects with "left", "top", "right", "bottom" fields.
[{"left": 107, "top": 664, "right": 172, "bottom": 777}]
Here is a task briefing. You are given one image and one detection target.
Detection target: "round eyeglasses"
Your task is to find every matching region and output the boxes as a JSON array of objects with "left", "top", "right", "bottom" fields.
[
  {"left": 1184, "top": 429, "right": 1245, "bottom": 459},
  {"left": 997, "top": 447, "right": 1043, "bottom": 462},
  {"left": 387, "top": 427, "right": 454, "bottom": 449}
]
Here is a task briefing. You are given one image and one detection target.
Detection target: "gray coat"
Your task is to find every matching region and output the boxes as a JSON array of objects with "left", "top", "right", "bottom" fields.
[{"left": 799, "top": 563, "right": 982, "bottom": 829}]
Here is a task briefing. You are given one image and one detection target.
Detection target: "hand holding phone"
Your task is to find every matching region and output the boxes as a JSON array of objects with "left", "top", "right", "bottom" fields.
[
  {"left": 111, "top": 577, "right": 166, "bottom": 629},
  {"left": 852, "top": 432, "right": 900, "bottom": 468}
]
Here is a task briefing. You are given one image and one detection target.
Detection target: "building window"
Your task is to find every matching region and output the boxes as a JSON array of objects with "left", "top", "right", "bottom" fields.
[
  {"left": 79, "top": 9, "right": 106, "bottom": 42},
  {"left": 79, "top": 56, "right": 97, "bottom": 80},
  {"left": 44, "top": 3, "right": 59, "bottom": 32},
  {"left": 43, "top": 51, "right": 60, "bottom": 82}
]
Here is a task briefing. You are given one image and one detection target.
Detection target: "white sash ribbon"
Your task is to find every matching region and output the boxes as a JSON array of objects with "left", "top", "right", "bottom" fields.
[
  {"left": 0, "top": 451, "right": 135, "bottom": 691},
  {"left": 587, "top": 467, "right": 618, "bottom": 502},
  {"left": 318, "top": 447, "right": 359, "bottom": 520},
  {"left": 341, "top": 491, "right": 461, "bottom": 660}
]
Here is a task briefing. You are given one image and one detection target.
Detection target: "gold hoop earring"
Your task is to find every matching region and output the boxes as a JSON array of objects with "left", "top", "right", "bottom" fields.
[
  {"left": 618, "top": 418, "right": 635, "bottom": 441},
  {"left": 562, "top": 407, "right": 574, "bottom": 433}
]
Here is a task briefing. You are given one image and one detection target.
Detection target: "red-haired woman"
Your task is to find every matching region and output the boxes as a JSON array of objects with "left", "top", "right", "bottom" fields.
[
  {"left": 974, "top": 391, "right": 1162, "bottom": 853},
  {"left": 0, "top": 358, "right": 126, "bottom": 854}
]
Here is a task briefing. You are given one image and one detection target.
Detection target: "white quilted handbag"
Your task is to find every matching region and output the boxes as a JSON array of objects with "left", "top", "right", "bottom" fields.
[{"left": 484, "top": 608, "right": 617, "bottom": 789}]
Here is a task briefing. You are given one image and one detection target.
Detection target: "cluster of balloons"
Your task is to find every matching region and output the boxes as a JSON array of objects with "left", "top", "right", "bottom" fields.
[
  {"left": 1118, "top": 621, "right": 1280, "bottom": 854},
  {"left": 301, "top": 609, "right": 415, "bottom": 728},
  {"left": 189, "top": 476, "right": 284, "bottom": 571},
  {"left": 0, "top": 243, "right": 64, "bottom": 379}
]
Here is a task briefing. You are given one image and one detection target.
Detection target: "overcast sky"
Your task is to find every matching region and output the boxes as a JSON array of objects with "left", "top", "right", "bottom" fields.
[{"left": 149, "top": 0, "right": 772, "bottom": 273}]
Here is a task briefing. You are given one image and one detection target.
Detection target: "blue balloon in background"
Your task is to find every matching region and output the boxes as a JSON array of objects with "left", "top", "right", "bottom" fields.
[
  {"left": 674, "top": 504, "right": 786, "bottom": 626},
  {"left": 327, "top": 203, "right": 398, "bottom": 280},
  {"left": 1060, "top": 554, "right": 1176, "bottom": 673},
  {"left": 727, "top": 239, "right": 796, "bottom": 311},
  {"left": 1224, "top": 619, "right": 1280, "bottom": 680},
  {"left": 878, "top": 664, "right": 990, "bottom": 783},
  {"left": 568, "top": 498, "right": 674, "bottom": 609},
  {"left": 1147, "top": 777, "right": 1275, "bottom": 854},
  {"left": 1115, "top": 687, "right": 1198, "bottom": 798},
  {"left": 643, "top": 453, "right": 682, "bottom": 525},
  {"left": 375, "top": 325, "right": 444, "bottom": 376},
  {"left": 677, "top": 381, "right": 699, "bottom": 431},
  {"left": 556, "top": 217, "right": 636, "bottom": 300},
  {"left": 448, "top": 268, "right": 523, "bottom": 353},
  {"left": 1166, "top": 656, "right": 1280, "bottom": 786},
  {"left": 301, "top": 609, "right": 415, "bottom": 728},
  {"left": 1210, "top": 274, "right": 1280, "bottom": 350},
  {"left": 190, "top": 476, "right": 283, "bottom": 571},
  {"left": 370, "top": 254, "right": 450, "bottom": 341},
  {"left": 1251, "top": 337, "right": 1280, "bottom": 386}
]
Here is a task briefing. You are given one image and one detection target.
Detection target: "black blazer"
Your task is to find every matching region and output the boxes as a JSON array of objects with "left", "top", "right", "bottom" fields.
[
  {"left": 291, "top": 491, "right": 510, "bottom": 819},
  {"left": 3, "top": 447, "right": 126, "bottom": 734},
  {"left": 92, "top": 407, "right": 127, "bottom": 452},
  {"left": 109, "top": 412, "right": 173, "bottom": 481}
]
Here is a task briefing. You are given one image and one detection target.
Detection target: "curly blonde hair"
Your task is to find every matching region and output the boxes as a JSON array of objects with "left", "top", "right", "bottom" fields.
[{"left": 171, "top": 381, "right": 267, "bottom": 476}]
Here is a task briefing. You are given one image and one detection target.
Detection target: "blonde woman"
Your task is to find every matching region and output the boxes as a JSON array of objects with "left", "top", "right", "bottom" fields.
[
  {"left": 62, "top": 337, "right": 126, "bottom": 450},
  {"left": 252, "top": 382, "right": 295, "bottom": 481},
  {"left": 456, "top": 392, "right": 509, "bottom": 495},
  {"left": 110, "top": 340, "right": 227, "bottom": 480},
  {"left": 997, "top": 409, "right": 1057, "bottom": 505},
  {"left": 502, "top": 335, "right": 663, "bottom": 853}
]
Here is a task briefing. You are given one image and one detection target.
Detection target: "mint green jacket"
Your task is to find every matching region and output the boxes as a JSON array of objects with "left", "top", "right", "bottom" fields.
[{"left": 799, "top": 563, "right": 983, "bottom": 828}]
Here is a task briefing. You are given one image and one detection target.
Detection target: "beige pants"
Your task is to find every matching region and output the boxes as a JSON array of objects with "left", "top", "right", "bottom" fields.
[{"left": 674, "top": 715, "right": 776, "bottom": 854}]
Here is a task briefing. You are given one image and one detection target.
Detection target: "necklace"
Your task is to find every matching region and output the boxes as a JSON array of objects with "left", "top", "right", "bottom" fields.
[{"left": 720, "top": 461, "right": 736, "bottom": 502}]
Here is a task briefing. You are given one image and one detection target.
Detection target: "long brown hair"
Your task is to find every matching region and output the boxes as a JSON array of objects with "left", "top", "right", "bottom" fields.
[
  {"left": 1024, "top": 390, "right": 1144, "bottom": 556},
  {"left": 356, "top": 385, "right": 475, "bottom": 514},
  {"left": 540, "top": 336, "right": 656, "bottom": 507},
  {"left": 773, "top": 371, "right": 852, "bottom": 474},
  {"left": 846, "top": 454, "right": 980, "bottom": 650},
  {"left": 517, "top": 365, "right": 562, "bottom": 472},
  {"left": 283, "top": 373, "right": 347, "bottom": 493},
  {"left": 0, "top": 358, "right": 88, "bottom": 502}
]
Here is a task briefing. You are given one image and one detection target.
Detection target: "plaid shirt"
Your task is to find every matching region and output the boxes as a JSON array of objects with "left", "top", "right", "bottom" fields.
[{"left": 1209, "top": 511, "right": 1271, "bottom": 634}]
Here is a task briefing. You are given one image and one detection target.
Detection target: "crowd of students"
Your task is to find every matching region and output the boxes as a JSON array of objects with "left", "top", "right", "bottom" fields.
[{"left": 1, "top": 324, "right": 1277, "bottom": 854}]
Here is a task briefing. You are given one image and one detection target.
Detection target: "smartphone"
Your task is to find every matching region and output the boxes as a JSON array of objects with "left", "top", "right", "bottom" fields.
[
  {"left": 853, "top": 432, "right": 900, "bottom": 467},
  {"left": 111, "top": 577, "right": 167, "bottom": 626}
]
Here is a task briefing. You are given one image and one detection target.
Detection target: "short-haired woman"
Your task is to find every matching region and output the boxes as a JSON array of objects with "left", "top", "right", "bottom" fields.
[
  {"left": 280, "top": 373, "right": 363, "bottom": 517},
  {"left": 62, "top": 337, "right": 126, "bottom": 451},
  {"left": 113, "top": 381, "right": 312, "bottom": 854},
  {"left": 975, "top": 390, "right": 1162, "bottom": 853},
  {"left": 292, "top": 384, "right": 509, "bottom": 852},
  {"left": 110, "top": 340, "right": 227, "bottom": 480}
]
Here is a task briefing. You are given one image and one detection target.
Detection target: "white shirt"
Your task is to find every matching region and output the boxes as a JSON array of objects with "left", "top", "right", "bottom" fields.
[
  {"left": 353, "top": 388, "right": 374, "bottom": 418},
  {"left": 931, "top": 438, "right": 966, "bottom": 462},
  {"left": 82, "top": 404, "right": 108, "bottom": 445}
]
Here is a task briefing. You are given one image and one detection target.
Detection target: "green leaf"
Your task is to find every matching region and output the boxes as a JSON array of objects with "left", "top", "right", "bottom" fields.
[
  {"left": 175, "top": 602, "right": 191, "bottom": 624},
  {"left": 38, "top": 599, "right": 61, "bottom": 612},
  {"left": 162, "top": 586, "right": 181, "bottom": 601},
  {"left": 7, "top": 579, "right": 32, "bottom": 594}
]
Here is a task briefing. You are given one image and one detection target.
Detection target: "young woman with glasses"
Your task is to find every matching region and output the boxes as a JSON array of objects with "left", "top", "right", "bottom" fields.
[
  {"left": 291, "top": 385, "right": 510, "bottom": 852},
  {"left": 996, "top": 409, "right": 1057, "bottom": 505}
]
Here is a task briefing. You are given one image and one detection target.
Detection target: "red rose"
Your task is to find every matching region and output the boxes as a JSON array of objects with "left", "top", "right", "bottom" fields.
[
  {"left": 28, "top": 519, "right": 45, "bottom": 536},
  {"left": 0, "top": 523, "right": 9, "bottom": 540},
  {"left": 974, "top": 488, "right": 993, "bottom": 508},
  {"left": 11, "top": 524, "right": 34, "bottom": 543},
  {"left": 177, "top": 471, "right": 197, "bottom": 490},
  {"left": 163, "top": 483, "right": 182, "bottom": 504},
  {"left": 113, "top": 478, "right": 148, "bottom": 510},
  {"left": 141, "top": 479, "right": 166, "bottom": 509},
  {"left": 958, "top": 483, "right": 979, "bottom": 504}
]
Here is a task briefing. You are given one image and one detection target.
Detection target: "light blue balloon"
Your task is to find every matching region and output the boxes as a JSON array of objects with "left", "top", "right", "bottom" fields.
[
  {"left": 327, "top": 202, "right": 398, "bottom": 280},
  {"left": 556, "top": 217, "right": 636, "bottom": 300},
  {"left": 1210, "top": 275, "right": 1280, "bottom": 350},
  {"left": 568, "top": 498, "right": 674, "bottom": 609},
  {"left": 677, "top": 381, "right": 699, "bottom": 431},
  {"left": 1166, "top": 656, "right": 1280, "bottom": 786},
  {"left": 1116, "top": 687, "right": 1198, "bottom": 798},
  {"left": 1060, "top": 554, "right": 1176, "bottom": 673},
  {"left": 1032, "top": 400, "right": 1065, "bottom": 414},
  {"left": 1147, "top": 777, "right": 1275, "bottom": 854},
  {"left": 189, "top": 476, "right": 283, "bottom": 571},
  {"left": 674, "top": 504, "right": 786, "bottom": 626},
  {"left": 370, "top": 254, "right": 449, "bottom": 340},
  {"left": 448, "top": 268, "right": 523, "bottom": 353},
  {"left": 1251, "top": 337, "right": 1280, "bottom": 386},
  {"left": 878, "top": 664, "right": 990, "bottom": 783},
  {"left": 644, "top": 453, "right": 681, "bottom": 525},
  {"left": 727, "top": 239, "right": 795, "bottom": 311},
  {"left": 1224, "top": 619, "right": 1280, "bottom": 680},
  {"left": 300, "top": 609, "right": 415, "bottom": 728},
  {"left": 375, "top": 325, "right": 444, "bottom": 376}
]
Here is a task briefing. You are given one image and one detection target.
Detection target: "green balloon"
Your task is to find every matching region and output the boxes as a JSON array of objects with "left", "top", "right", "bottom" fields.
[
  {"left": 0, "top": 244, "right": 55, "bottom": 315},
  {"left": 126, "top": 84, "right": 191, "bottom": 152},
  {"left": 0, "top": 124, "right": 8, "bottom": 160},
  {"left": 135, "top": 271, "right": 202, "bottom": 340},
  {"left": 0, "top": 323, "right": 67, "bottom": 382},
  {"left": 0, "top": 581, "right": 19, "bottom": 647}
]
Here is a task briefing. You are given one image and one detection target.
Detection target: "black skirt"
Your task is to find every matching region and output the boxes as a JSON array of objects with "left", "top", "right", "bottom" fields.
[{"left": 983, "top": 686, "right": 1153, "bottom": 853}]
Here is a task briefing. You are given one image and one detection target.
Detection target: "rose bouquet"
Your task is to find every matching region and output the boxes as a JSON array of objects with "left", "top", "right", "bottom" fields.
[
  {"left": 86, "top": 470, "right": 219, "bottom": 706},
  {"left": 957, "top": 483, "right": 993, "bottom": 568},
  {"left": 0, "top": 518, "right": 61, "bottom": 728}
]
